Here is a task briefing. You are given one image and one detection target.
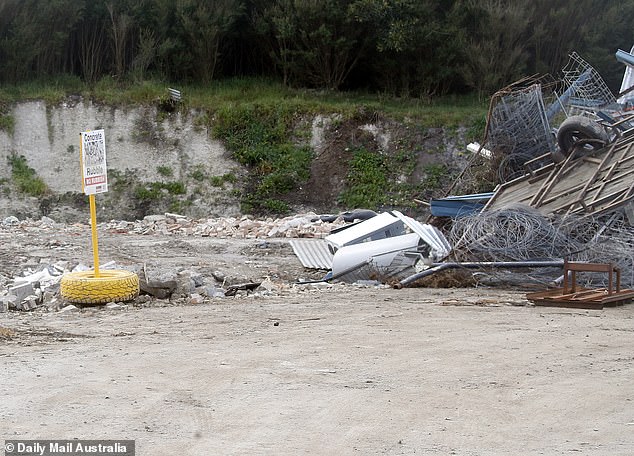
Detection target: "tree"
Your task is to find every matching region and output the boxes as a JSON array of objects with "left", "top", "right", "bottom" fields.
[
  {"left": 459, "top": 0, "right": 533, "bottom": 96},
  {"left": 174, "top": 0, "right": 242, "bottom": 83},
  {"left": 254, "top": 0, "right": 368, "bottom": 89},
  {"left": 107, "top": 2, "right": 132, "bottom": 80},
  {"left": 0, "top": 0, "right": 82, "bottom": 82},
  {"left": 350, "top": 0, "right": 465, "bottom": 98}
]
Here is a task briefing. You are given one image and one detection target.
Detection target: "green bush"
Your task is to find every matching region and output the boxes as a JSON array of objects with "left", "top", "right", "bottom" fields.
[
  {"left": 338, "top": 147, "right": 388, "bottom": 209},
  {"left": 0, "top": 114, "right": 14, "bottom": 134},
  {"left": 8, "top": 154, "right": 48, "bottom": 196},
  {"left": 212, "top": 103, "right": 312, "bottom": 214},
  {"left": 157, "top": 166, "right": 174, "bottom": 177},
  {"left": 134, "top": 181, "right": 186, "bottom": 200}
]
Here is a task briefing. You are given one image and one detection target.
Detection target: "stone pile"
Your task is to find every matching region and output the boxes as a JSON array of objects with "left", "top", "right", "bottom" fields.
[
  {"left": 0, "top": 212, "right": 384, "bottom": 314},
  {"left": 104, "top": 212, "right": 346, "bottom": 238}
]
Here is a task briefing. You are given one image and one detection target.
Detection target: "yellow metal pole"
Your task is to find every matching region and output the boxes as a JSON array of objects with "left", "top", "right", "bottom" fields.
[{"left": 89, "top": 190, "right": 100, "bottom": 277}]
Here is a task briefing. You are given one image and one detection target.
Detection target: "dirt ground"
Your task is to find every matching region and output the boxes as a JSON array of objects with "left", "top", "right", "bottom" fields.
[{"left": 2, "top": 222, "right": 634, "bottom": 455}]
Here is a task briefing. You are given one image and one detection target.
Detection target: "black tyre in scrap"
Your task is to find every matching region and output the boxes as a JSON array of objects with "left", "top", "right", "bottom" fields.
[{"left": 554, "top": 115, "right": 608, "bottom": 162}]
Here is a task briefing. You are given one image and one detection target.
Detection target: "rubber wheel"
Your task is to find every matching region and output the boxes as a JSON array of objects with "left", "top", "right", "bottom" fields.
[
  {"left": 555, "top": 115, "right": 608, "bottom": 161},
  {"left": 61, "top": 270, "right": 140, "bottom": 304}
]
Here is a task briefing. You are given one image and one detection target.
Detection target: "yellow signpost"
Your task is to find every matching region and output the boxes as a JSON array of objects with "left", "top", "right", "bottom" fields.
[
  {"left": 60, "top": 129, "right": 139, "bottom": 305},
  {"left": 79, "top": 129, "right": 108, "bottom": 277}
]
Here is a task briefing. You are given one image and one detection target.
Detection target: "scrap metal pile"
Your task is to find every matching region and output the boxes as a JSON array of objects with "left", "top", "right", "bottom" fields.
[
  {"left": 319, "top": 48, "right": 634, "bottom": 293},
  {"left": 424, "top": 48, "right": 634, "bottom": 294},
  {"left": 448, "top": 207, "right": 634, "bottom": 288}
]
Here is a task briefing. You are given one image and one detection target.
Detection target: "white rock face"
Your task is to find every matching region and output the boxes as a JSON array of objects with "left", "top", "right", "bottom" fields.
[
  {"left": 1, "top": 99, "right": 244, "bottom": 219},
  {"left": 8, "top": 100, "right": 234, "bottom": 192}
]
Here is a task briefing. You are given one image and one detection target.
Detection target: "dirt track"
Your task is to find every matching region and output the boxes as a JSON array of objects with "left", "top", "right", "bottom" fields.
[{"left": 2, "top": 223, "right": 634, "bottom": 455}]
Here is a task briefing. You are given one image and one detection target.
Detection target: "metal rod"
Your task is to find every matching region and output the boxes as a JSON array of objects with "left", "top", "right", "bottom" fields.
[{"left": 398, "top": 260, "right": 565, "bottom": 287}]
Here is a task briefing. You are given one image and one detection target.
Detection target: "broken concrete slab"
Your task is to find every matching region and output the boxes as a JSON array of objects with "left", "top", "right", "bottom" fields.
[
  {"left": 17, "top": 295, "right": 39, "bottom": 311},
  {"left": 9, "top": 282, "right": 35, "bottom": 304},
  {"left": 138, "top": 267, "right": 178, "bottom": 299},
  {"left": 0, "top": 295, "right": 12, "bottom": 312},
  {"left": 200, "top": 285, "right": 226, "bottom": 298}
]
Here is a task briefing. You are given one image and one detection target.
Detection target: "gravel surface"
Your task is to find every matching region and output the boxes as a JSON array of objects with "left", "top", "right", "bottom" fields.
[{"left": 1, "top": 216, "right": 634, "bottom": 455}]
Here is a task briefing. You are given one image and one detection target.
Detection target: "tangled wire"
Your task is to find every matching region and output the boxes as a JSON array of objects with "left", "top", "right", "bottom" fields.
[{"left": 448, "top": 206, "right": 634, "bottom": 287}]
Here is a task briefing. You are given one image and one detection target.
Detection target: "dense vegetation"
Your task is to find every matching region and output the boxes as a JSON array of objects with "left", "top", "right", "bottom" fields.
[
  {"left": 1, "top": 0, "right": 633, "bottom": 97},
  {"left": 1, "top": 0, "right": 633, "bottom": 216}
]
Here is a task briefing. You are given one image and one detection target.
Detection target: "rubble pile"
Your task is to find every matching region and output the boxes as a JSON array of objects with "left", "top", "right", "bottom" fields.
[
  {"left": 105, "top": 212, "right": 346, "bottom": 238},
  {"left": 0, "top": 212, "right": 372, "bottom": 314}
]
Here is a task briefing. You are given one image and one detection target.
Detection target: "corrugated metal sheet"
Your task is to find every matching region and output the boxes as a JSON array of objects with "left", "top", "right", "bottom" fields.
[
  {"left": 289, "top": 239, "right": 333, "bottom": 270},
  {"left": 392, "top": 210, "right": 452, "bottom": 261},
  {"left": 430, "top": 192, "right": 494, "bottom": 218}
]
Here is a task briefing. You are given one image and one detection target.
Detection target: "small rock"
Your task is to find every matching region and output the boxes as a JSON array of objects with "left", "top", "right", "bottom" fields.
[
  {"left": 202, "top": 286, "right": 225, "bottom": 298},
  {"left": 143, "top": 214, "right": 167, "bottom": 223},
  {"left": 174, "top": 271, "right": 195, "bottom": 296},
  {"left": 191, "top": 273, "right": 205, "bottom": 288},
  {"left": 1, "top": 294, "right": 17, "bottom": 311},
  {"left": 212, "top": 270, "right": 226, "bottom": 282},
  {"left": 2, "top": 216, "right": 19, "bottom": 226},
  {"left": 46, "top": 298, "right": 63, "bottom": 312},
  {"left": 17, "top": 295, "right": 39, "bottom": 311},
  {"left": 40, "top": 216, "right": 56, "bottom": 226},
  {"left": 58, "top": 304, "right": 79, "bottom": 313},
  {"left": 257, "top": 278, "right": 278, "bottom": 292},
  {"left": 188, "top": 293, "right": 205, "bottom": 305},
  {"left": 42, "top": 291, "right": 57, "bottom": 305}
]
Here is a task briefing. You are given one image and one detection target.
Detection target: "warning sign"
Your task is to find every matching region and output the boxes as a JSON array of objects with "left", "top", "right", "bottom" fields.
[{"left": 80, "top": 129, "right": 108, "bottom": 195}]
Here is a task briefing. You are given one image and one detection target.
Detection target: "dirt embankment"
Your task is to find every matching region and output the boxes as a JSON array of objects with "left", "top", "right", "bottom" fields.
[{"left": 0, "top": 100, "right": 469, "bottom": 222}]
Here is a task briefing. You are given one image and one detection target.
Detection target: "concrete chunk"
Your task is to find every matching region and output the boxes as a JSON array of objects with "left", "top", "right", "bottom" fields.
[
  {"left": 9, "top": 282, "right": 34, "bottom": 303},
  {"left": 0, "top": 295, "right": 12, "bottom": 313},
  {"left": 139, "top": 268, "right": 177, "bottom": 299},
  {"left": 17, "top": 295, "right": 39, "bottom": 311}
]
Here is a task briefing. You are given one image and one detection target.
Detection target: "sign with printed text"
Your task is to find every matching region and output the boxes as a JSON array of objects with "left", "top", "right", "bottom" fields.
[{"left": 80, "top": 129, "right": 108, "bottom": 195}]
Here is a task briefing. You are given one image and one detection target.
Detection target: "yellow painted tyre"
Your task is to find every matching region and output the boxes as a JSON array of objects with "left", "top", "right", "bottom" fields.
[{"left": 60, "top": 270, "right": 140, "bottom": 304}]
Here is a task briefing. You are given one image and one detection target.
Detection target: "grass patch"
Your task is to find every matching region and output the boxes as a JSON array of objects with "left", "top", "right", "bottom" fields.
[
  {"left": 1, "top": 76, "right": 486, "bottom": 127},
  {"left": 134, "top": 181, "right": 186, "bottom": 200},
  {"left": 0, "top": 113, "right": 14, "bottom": 134},
  {"left": 337, "top": 145, "right": 443, "bottom": 211},
  {"left": 421, "top": 164, "right": 449, "bottom": 190},
  {"left": 157, "top": 165, "right": 174, "bottom": 177},
  {"left": 8, "top": 154, "right": 48, "bottom": 196},
  {"left": 189, "top": 167, "right": 206, "bottom": 181},
  {"left": 338, "top": 147, "right": 389, "bottom": 209},
  {"left": 210, "top": 172, "right": 238, "bottom": 187}
]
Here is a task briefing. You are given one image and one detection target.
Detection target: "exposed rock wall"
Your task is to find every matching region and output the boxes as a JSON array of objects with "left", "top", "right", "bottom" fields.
[
  {"left": 1, "top": 99, "right": 243, "bottom": 221},
  {"left": 0, "top": 99, "right": 469, "bottom": 222}
]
